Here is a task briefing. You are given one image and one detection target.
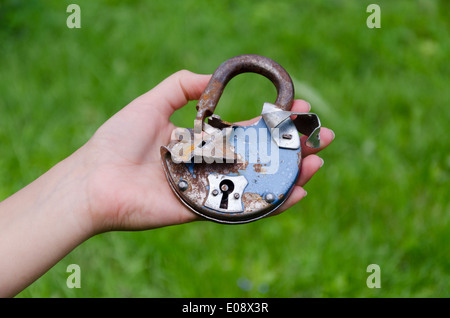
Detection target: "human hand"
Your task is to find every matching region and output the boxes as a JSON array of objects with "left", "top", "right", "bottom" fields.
[{"left": 77, "top": 70, "right": 335, "bottom": 234}]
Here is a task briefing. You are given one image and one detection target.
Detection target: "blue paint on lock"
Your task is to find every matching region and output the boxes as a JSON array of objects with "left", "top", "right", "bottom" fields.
[{"left": 230, "top": 118, "right": 301, "bottom": 204}]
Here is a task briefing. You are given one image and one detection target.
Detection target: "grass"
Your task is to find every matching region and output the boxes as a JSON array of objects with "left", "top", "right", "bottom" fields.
[{"left": 0, "top": 0, "right": 448, "bottom": 297}]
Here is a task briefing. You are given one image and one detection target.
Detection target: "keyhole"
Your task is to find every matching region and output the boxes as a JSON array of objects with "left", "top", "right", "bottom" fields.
[{"left": 219, "top": 179, "right": 235, "bottom": 210}]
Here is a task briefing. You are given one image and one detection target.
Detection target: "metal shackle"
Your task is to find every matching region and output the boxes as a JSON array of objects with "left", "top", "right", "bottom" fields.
[{"left": 194, "top": 54, "right": 295, "bottom": 134}]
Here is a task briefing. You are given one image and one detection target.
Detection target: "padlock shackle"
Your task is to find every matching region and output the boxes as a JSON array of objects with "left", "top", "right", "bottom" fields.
[{"left": 194, "top": 54, "right": 294, "bottom": 134}]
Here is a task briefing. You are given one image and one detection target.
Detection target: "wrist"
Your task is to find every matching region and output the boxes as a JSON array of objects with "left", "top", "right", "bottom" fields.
[
  {"left": 32, "top": 147, "right": 97, "bottom": 240},
  {"left": 0, "top": 147, "right": 95, "bottom": 296}
]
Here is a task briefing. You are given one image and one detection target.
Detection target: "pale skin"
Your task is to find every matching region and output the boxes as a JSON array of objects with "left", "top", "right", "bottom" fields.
[{"left": 0, "top": 70, "right": 334, "bottom": 297}]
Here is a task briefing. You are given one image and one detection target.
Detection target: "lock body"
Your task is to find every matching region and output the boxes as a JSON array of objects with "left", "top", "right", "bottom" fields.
[
  {"left": 161, "top": 55, "right": 320, "bottom": 224},
  {"left": 161, "top": 116, "right": 302, "bottom": 223}
]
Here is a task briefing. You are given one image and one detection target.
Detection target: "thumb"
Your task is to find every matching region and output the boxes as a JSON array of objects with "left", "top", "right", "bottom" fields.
[{"left": 137, "top": 70, "right": 211, "bottom": 117}]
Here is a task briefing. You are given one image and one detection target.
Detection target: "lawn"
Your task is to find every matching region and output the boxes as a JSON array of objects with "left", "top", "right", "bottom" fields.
[{"left": 0, "top": 0, "right": 448, "bottom": 297}]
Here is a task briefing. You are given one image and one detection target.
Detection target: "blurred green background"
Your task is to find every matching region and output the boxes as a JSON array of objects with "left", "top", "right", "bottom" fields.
[{"left": 0, "top": 0, "right": 448, "bottom": 297}]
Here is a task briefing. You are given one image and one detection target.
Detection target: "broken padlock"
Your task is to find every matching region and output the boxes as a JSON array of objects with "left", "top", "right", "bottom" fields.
[{"left": 161, "top": 54, "right": 321, "bottom": 224}]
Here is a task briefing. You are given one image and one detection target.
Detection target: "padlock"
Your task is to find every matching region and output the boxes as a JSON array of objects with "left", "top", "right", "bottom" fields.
[{"left": 160, "top": 54, "right": 321, "bottom": 224}]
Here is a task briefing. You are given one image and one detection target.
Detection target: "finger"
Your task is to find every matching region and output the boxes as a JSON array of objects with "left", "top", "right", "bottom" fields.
[
  {"left": 291, "top": 99, "right": 311, "bottom": 113},
  {"left": 270, "top": 185, "right": 307, "bottom": 216},
  {"left": 297, "top": 154, "right": 324, "bottom": 187},
  {"left": 135, "top": 70, "right": 212, "bottom": 116},
  {"left": 301, "top": 127, "right": 335, "bottom": 158}
]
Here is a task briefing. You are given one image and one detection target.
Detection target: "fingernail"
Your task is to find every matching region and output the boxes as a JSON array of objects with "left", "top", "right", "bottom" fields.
[
  {"left": 303, "top": 190, "right": 308, "bottom": 197},
  {"left": 329, "top": 129, "right": 335, "bottom": 140},
  {"left": 319, "top": 158, "right": 325, "bottom": 167},
  {"left": 306, "top": 102, "right": 311, "bottom": 112}
]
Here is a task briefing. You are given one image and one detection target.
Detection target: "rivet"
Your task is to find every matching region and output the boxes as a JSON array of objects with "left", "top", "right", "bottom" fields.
[
  {"left": 282, "top": 133, "right": 292, "bottom": 140},
  {"left": 220, "top": 184, "right": 229, "bottom": 192},
  {"left": 234, "top": 193, "right": 240, "bottom": 199},
  {"left": 212, "top": 189, "right": 219, "bottom": 196},
  {"left": 178, "top": 180, "right": 188, "bottom": 191},
  {"left": 264, "top": 193, "right": 276, "bottom": 203}
]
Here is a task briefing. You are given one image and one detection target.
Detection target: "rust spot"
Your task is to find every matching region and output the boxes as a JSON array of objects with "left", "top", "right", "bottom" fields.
[
  {"left": 297, "top": 151, "right": 302, "bottom": 167},
  {"left": 207, "top": 116, "right": 236, "bottom": 129},
  {"left": 242, "top": 192, "right": 269, "bottom": 213}
]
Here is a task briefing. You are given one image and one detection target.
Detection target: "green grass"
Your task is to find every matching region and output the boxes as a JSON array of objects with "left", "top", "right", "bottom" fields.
[{"left": 1, "top": 0, "right": 449, "bottom": 297}]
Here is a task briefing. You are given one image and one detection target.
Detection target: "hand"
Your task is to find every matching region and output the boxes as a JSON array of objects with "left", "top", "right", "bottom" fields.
[
  {"left": 79, "top": 70, "right": 335, "bottom": 233},
  {"left": 0, "top": 70, "right": 334, "bottom": 297}
]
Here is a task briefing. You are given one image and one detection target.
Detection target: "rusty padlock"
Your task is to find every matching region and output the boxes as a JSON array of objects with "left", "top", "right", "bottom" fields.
[{"left": 160, "top": 54, "right": 321, "bottom": 224}]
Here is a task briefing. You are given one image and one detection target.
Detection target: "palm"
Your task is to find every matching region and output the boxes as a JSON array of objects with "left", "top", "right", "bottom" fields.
[{"left": 84, "top": 99, "right": 198, "bottom": 232}]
